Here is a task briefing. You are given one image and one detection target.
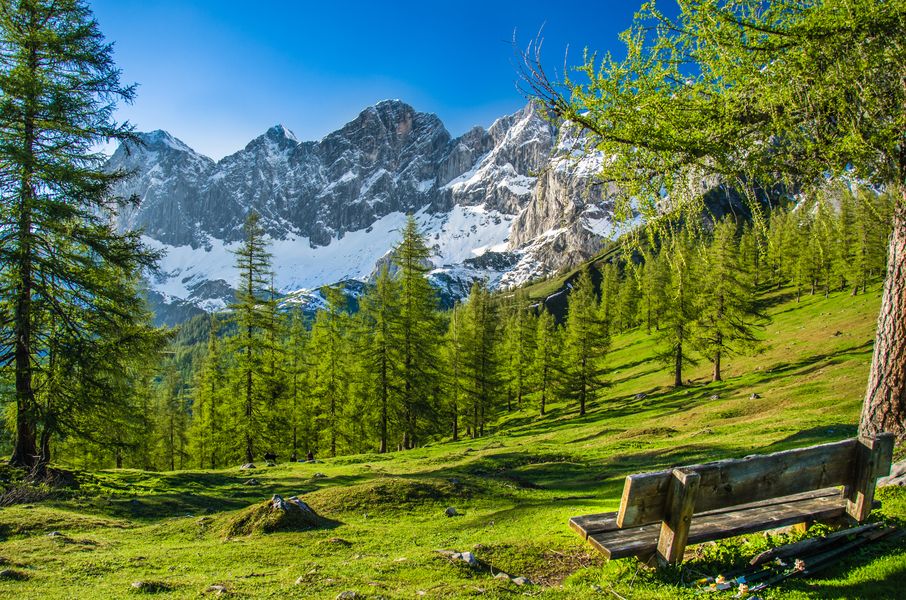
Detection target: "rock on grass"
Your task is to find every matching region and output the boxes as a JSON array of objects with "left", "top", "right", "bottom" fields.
[
  {"left": 221, "top": 495, "right": 331, "bottom": 537},
  {"left": 0, "top": 568, "right": 28, "bottom": 581},
  {"left": 131, "top": 580, "right": 171, "bottom": 593}
]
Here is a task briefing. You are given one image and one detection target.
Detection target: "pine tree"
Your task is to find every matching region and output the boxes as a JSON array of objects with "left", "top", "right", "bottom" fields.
[
  {"left": 0, "top": 0, "right": 161, "bottom": 470},
  {"left": 392, "top": 216, "right": 440, "bottom": 449},
  {"left": 695, "top": 219, "right": 762, "bottom": 382},
  {"left": 559, "top": 268, "right": 609, "bottom": 415},
  {"left": 226, "top": 211, "right": 276, "bottom": 463}
]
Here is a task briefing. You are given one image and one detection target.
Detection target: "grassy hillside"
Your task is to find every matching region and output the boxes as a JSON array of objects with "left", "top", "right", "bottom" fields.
[{"left": 1, "top": 285, "right": 904, "bottom": 599}]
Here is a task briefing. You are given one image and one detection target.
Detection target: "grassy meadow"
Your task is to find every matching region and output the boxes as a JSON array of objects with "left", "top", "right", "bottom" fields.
[{"left": 1, "top": 285, "right": 904, "bottom": 599}]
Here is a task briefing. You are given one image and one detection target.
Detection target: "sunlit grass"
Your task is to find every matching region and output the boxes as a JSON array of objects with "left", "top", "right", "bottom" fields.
[{"left": 1, "top": 285, "right": 903, "bottom": 599}]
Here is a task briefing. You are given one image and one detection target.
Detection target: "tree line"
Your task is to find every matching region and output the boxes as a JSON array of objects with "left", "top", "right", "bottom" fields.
[{"left": 55, "top": 185, "right": 890, "bottom": 471}]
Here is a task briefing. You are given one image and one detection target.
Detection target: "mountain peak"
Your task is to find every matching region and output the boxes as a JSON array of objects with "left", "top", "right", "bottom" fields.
[
  {"left": 265, "top": 124, "right": 298, "bottom": 143},
  {"left": 139, "top": 130, "right": 195, "bottom": 153}
]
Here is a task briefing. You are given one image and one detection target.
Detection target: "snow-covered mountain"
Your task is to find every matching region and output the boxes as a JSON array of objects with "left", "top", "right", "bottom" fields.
[{"left": 106, "top": 100, "right": 618, "bottom": 323}]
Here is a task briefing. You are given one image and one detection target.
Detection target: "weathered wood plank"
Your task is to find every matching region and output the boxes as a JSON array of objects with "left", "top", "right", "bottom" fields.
[
  {"left": 569, "top": 511, "right": 618, "bottom": 539},
  {"left": 845, "top": 433, "right": 894, "bottom": 522},
  {"left": 592, "top": 489, "right": 847, "bottom": 560},
  {"left": 656, "top": 469, "right": 700, "bottom": 564},
  {"left": 617, "top": 438, "right": 859, "bottom": 528},
  {"left": 571, "top": 488, "right": 842, "bottom": 539}
]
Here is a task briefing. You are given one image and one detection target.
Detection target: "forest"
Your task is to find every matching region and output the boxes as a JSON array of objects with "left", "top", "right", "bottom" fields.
[{"left": 39, "top": 185, "right": 892, "bottom": 471}]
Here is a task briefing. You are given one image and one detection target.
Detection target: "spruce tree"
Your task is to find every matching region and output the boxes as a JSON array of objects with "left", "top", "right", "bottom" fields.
[
  {"left": 285, "top": 312, "right": 314, "bottom": 461},
  {"left": 0, "top": 0, "right": 160, "bottom": 469}
]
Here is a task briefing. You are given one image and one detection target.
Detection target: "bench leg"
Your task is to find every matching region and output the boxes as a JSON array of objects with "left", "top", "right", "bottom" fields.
[
  {"left": 845, "top": 434, "right": 894, "bottom": 523},
  {"left": 656, "top": 469, "right": 701, "bottom": 565}
]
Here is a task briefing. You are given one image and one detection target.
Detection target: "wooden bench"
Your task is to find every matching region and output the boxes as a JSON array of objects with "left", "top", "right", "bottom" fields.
[{"left": 570, "top": 434, "right": 895, "bottom": 565}]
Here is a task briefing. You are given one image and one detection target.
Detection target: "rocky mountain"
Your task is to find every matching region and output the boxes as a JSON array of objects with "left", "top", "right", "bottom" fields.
[{"left": 106, "top": 100, "right": 618, "bottom": 323}]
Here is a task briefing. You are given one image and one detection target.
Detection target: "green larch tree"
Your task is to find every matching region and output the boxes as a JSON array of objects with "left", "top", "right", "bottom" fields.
[
  {"left": 559, "top": 268, "right": 609, "bottom": 415},
  {"left": 0, "top": 0, "right": 161, "bottom": 470},
  {"left": 227, "top": 211, "right": 276, "bottom": 463}
]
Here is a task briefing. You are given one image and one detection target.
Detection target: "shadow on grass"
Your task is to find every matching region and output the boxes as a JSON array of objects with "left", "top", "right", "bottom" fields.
[{"left": 75, "top": 470, "right": 371, "bottom": 522}]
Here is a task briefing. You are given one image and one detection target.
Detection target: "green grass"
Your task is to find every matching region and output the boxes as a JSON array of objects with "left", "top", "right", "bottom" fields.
[{"left": 1, "top": 285, "right": 904, "bottom": 599}]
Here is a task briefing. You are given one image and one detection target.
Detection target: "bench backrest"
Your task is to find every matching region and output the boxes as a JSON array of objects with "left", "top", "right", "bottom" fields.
[{"left": 617, "top": 434, "right": 894, "bottom": 529}]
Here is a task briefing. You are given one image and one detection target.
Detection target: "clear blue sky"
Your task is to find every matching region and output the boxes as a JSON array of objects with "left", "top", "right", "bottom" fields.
[{"left": 91, "top": 1, "right": 675, "bottom": 160}]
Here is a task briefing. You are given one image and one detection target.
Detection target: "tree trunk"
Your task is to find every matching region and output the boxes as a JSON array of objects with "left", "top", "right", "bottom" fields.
[
  {"left": 10, "top": 41, "right": 38, "bottom": 469},
  {"left": 860, "top": 195, "right": 906, "bottom": 443},
  {"left": 245, "top": 367, "right": 253, "bottom": 463},
  {"left": 713, "top": 329, "right": 723, "bottom": 383},
  {"left": 674, "top": 338, "right": 683, "bottom": 388}
]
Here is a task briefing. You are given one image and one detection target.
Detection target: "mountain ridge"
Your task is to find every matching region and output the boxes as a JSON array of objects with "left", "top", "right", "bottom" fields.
[{"left": 107, "top": 99, "right": 616, "bottom": 323}]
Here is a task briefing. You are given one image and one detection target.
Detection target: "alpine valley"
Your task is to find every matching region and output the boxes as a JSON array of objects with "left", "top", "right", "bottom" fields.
[{"left": 106, "top": 100, "right": 618, "bottom": 324}]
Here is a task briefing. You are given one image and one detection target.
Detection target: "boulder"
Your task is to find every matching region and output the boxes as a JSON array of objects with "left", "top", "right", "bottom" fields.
[
  {"left": 444, "top": 507, "right": 459, "bottom": 517},
  {"left": 239, "top": 463, "right": 256, "bottom": 470}
]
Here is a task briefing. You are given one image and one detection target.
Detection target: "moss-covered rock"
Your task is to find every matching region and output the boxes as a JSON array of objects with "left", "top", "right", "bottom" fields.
[{"left": 221, "top": 495, "right": 329, "bottom": 537}]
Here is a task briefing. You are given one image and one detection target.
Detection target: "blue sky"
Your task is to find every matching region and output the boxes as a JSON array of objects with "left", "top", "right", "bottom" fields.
[{"left": 91, "top": 1, "right": 673, "bottom": 160}]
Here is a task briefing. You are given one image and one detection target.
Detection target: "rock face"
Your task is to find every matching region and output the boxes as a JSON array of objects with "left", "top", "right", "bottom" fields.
[{"left": 106, "top": 100, "right": 620, "bottom": 319}]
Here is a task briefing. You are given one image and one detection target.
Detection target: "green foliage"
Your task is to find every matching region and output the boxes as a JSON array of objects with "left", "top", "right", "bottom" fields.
[
  {"left": 0, "top": 0, "right": 166, "bottom": 469},
  {"left": 559, "top": 268, "right": 610, "bottom": 415}
]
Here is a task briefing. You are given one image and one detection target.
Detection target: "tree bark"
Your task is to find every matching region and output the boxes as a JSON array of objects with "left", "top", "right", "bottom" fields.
[
  {"left": 713, "top": 331, "right": 723, "bottom": 383},
  {"left": 860, "top": 194, "right": 906, "bottom": 443},
  {"left": 10, "top": 35, "right": 39, "bottom": 469},
  {"left": 674, "top": 338, "right": 683, "bottom": 388}
]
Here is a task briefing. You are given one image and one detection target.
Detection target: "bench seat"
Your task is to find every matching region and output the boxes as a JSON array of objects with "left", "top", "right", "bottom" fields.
[{"left": 570, "top": 488, "right": 847, "bottom": 559}]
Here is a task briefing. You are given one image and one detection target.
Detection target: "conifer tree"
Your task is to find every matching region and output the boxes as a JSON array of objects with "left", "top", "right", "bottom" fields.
[
  {"left": 524, "top": 0, "right": 906, "bottom": 441},
  {"left": 189, "top": 316, "right": 226, "bottom": 468},
  {"left": 638, "top": 252, "right": 668, "bottom": 334},
  {"left": 227, "top": 212, "right": 276, "bottom": 463},
  {"left": 285, "top": 312, "right": 313, "bottom": 461},
  {"left": 559, "top": 268, "right": 609, "bottom": 415},
  {"left": 392, "top": 216, "right": 440, "bottom": 449},
  {"left": 657, "top": 232, "right": 699, "bottom": 387},
  {"left": 0, "top": 0, "right": 161, "bottom": 469},
  {"left": 460, "top": 281, "right": 499, "bottom": 437},
  {"left": 532, "top": 309, "right": 558, "bottom": 416},
  {"left": 358, "top": 266, "right": 401, "bottom": 453},
  {"left": 500, "top": 290, "right": 535, "bottom": 411},
  {"left": 310, "top": 286, "right": 350, "bottom": 457},
  {"left": 443, "top": 304, "right": 465, "bottom": 440},
  {"left": 695, "top": 219, "right": 762, "bottom": 382}
]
